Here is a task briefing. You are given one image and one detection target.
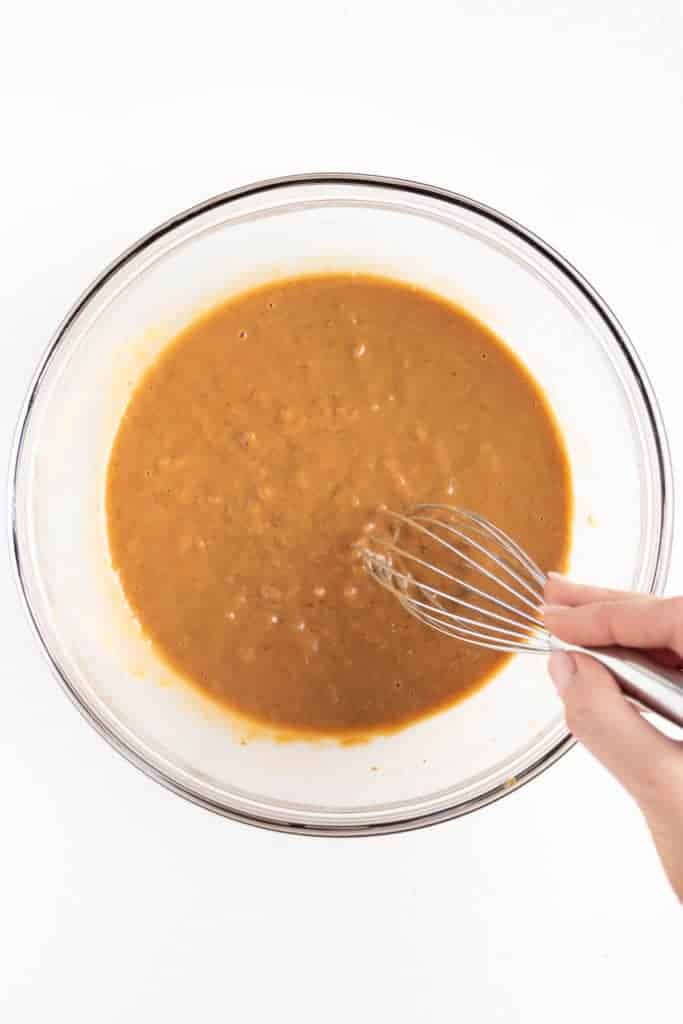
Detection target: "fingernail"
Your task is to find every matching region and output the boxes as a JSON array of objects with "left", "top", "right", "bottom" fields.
[
  {"left": 541, "top": 603, "right": 568, "bottom": 616},
  {"left": 547, "top": 571, "right": 568, "bottom": 580},
  {"left": 548, "top": 651, "right": 577, "bottom": 694}
]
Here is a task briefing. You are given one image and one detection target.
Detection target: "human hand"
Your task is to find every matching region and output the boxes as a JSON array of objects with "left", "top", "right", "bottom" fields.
[{"left": 544, "top": 575, "right": 683, "bottom": 903}]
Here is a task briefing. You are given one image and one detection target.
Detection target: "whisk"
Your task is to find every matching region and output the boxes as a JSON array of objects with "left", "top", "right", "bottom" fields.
[{"left": 361, "top": 503, "right": 683, "bottom": 729}]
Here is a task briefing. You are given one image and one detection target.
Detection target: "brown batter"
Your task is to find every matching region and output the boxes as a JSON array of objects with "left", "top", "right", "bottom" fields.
[{"left": 107, "top": 274, "right": 571, "bottom": 739}]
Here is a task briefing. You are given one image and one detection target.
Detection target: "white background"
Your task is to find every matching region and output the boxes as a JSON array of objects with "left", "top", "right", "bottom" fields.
[{"left": 1, "top": 1, "right": 681, "bottom": 1020}]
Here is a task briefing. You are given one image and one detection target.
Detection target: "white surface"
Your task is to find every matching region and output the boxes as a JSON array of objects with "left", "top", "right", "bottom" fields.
[{"left": 1, "top": 0, "right": 681, "bottom": 1019}]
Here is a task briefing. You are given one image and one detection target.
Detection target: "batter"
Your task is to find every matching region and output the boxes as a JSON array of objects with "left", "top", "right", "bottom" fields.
[{"left": 107, "top": 274, "right": 571, "bottom": 738}]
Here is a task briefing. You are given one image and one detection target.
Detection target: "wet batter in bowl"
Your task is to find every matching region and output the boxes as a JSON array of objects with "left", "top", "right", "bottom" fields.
[{"left": 107, "top": 274, "right": 571, "bottom": 739}]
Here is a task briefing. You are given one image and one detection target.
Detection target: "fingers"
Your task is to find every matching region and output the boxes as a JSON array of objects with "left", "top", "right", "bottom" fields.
[
  {"left": 544, "top": 574, "right": 639, "bottom": 607},
  {"left": 544, "top": 596, "right": 683, "bottom": 656},
  {"left": 548, "top": 650, "right": 680, "bottom": 808},
  {"left": 544, "top": 576, "right": 683, "bottom": 666}
]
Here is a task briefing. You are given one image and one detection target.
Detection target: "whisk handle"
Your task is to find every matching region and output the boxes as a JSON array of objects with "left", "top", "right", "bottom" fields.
[{"left": 559, "top": 642, "right": 683, "bottom": 729}]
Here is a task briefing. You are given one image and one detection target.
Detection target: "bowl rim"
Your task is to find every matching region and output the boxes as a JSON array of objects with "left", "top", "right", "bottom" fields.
[{"left": 8, "top": 171, "right": 674, "bottom": 836}]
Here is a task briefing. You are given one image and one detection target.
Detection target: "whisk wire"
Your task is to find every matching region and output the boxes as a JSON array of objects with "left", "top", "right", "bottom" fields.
[
  {"left": 370, "top": 528, "right": 545, "bottom": 629},
  {"left": 361, "top": 503, "right": 552, "bottom": 655},
  {"left": 424, "top": 504, "right": 547, "bottom": 583},
  {"left": 369, "top": 553, "right": 544, "bottom": 633},
  {"left": 415, "top": 609, "right": 552, "bottom": 654},
  {"left": 402, "top": 595, "right": 544, "bottom": 642},
  {"left": 407, "top": 512, "right": 544, "bottom": 608}
]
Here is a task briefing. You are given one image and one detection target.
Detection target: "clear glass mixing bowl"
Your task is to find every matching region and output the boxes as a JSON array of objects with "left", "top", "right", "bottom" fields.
[{"left": 10, "top": 174, "right": 673, "bottom": 835}]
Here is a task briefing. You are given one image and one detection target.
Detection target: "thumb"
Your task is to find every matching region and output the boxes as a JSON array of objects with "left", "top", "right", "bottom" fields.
[{"left": 548, "top": 650, "right": 679, "bottom": 810}]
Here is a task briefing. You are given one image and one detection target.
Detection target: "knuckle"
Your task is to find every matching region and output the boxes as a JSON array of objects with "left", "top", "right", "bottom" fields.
[{"left": 595, "top": 602, "right": 617, "bottom": 641}]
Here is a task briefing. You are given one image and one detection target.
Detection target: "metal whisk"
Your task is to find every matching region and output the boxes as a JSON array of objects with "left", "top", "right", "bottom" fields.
[{"left": 361, "top": 503, "right": 683, "bottom": 728}]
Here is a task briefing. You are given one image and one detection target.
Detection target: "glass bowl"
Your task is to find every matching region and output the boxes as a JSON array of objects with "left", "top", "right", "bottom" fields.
[{"left": 10, "top": 174, "right": 673, "bottom": 835}]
